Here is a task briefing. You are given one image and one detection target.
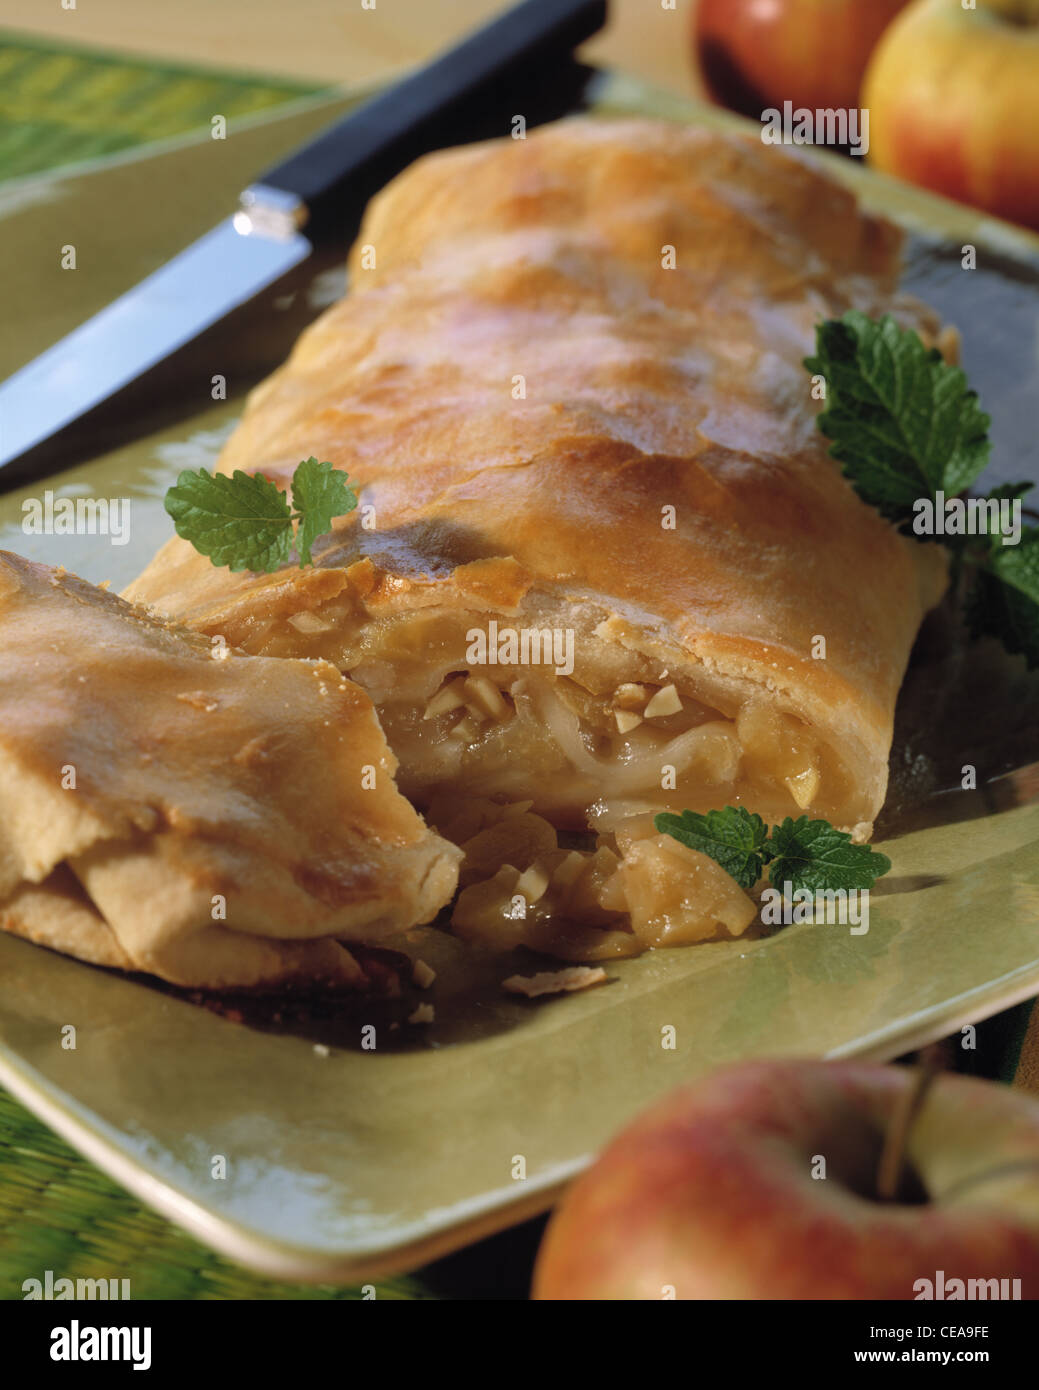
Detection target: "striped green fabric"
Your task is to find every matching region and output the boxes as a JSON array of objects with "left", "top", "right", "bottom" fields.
[
  {"left": 0, "top": 31, "right": 326, "bottom": 183},
  {"left": 0, "top": 1088, "right": 439, "bottom": 1300}
]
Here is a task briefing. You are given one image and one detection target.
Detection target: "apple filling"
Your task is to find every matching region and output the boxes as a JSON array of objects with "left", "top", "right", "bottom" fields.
[
  {"left": 376, "top": 658, "right": 840, "bottom": 834},
  {"left": 227, "top": 593, "right": 841, "bottom": 816},
  {"left": 432, "top": 795, "right": 758, "bottom": 961},
  {"left": 211, "top": 593, "right": 855, "bottom": 958}
]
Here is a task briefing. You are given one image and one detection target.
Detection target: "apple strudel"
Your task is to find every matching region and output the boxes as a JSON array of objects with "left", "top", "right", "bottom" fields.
[{"left": 126, "top": 118, "right": 949, "bottom": 956}]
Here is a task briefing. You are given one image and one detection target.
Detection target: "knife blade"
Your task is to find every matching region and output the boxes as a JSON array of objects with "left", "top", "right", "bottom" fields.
[{"left": 0, "top": 0, "right": 607, "bottom": 491}]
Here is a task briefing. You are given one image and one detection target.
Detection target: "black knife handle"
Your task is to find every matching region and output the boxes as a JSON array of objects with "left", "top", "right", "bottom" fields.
[{"left": 252, "top": 0, "right": 607, "bottom": 231}]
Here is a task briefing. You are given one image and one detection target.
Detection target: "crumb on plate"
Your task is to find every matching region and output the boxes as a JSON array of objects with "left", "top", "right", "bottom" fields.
[{"left": 502, "top": 966, "right": 608, "bottom": 998}]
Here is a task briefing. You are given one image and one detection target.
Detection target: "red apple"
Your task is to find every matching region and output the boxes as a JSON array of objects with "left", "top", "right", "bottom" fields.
[
  {"left": 864, "top": 0, "right": 1039, "bottom": 230},
  {"left": 532, "top": 1059, "right": 1039, "bottom": 1299},
  {"left": 695, "top": 0, "right": 911, "bottom": 118}
]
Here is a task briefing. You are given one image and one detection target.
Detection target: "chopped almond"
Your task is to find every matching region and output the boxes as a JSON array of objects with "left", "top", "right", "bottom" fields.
[
  {"left": 423, "top": 676, "right": 467, "bottom": 720},
  {"left": 463, "top": 673, "right": 509, "bottom": 720},
  {"left": 408, "top": 1003, "right": 435, "bottom": 1024},
  {"left": 643, "top": 682, "right": 683, "bottom": 718},
  {"left": 785, "top": 766, "right": 820, "bottom": 809},
  {"left": 515, "top": 860, "right": 551, "bottom": 904},
  {"left": 613, "top": 682, "right": 649, "bottom": 710},
  {"left": 287, "top": 610, "right": 334, "bottom": 633},
  {"left": 502, "top": 967, "right": 608, "bottom": 998},
  {"left": 614, "top": 708, "right": 643, "bottom": 734},
  {"left": 412, "top": 959, "right": 436, "bottom": 989},
  {"left": 550, "top": 849, "right": 587, "bottom": 889}
]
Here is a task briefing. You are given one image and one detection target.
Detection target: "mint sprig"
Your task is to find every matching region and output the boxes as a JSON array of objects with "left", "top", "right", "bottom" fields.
[
  {"left": 654, "top": 806, "right": 891, "bottom": 895},
  {"left": 765, "top": 816, "right": 891, "bottom": 894},
  {"left": 804, "top": 311, "right": 991, "bottom": 521},
  {"left": 805, "top": 312, "right": 1039, "bottom": 668},
  {"left": 653, "top": 807, "right": 769, "bottom": 890},
  {"left": 164, "top": 458, "right": 357, "bottom": 573}
]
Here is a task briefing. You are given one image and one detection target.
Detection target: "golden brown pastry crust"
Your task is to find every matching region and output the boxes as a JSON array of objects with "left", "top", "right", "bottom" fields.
[
  {"left": 126, "top": 118, "right": 948, "bottom": 846},
  {"left": 0, "top": 552, "right": 460, "bottom": 987}
]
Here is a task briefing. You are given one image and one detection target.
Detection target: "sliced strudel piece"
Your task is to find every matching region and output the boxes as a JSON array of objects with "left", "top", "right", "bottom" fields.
[{"left": 0, "top": 552, "right": 460, "bottom": 988}]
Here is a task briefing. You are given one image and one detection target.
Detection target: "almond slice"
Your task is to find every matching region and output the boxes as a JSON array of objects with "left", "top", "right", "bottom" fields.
[
  {"left": 551, "top": 850, "right": 588, "bottom": 889},
  {"left": 423, "top": 676, "right": 468, "bottom": 720},
  {"left": 463, "top": 673, "right": 509, "bottom": 720},
  {"left": 784, "top": 766, "right": 820, "bottom": 809},
  {"left": 502, "top": 967, "right": 607, "bottom": 998},
  {"left": 286, "top": 610, "right": 334, "bottom": 634},
  {"left": 614, "top": 708, "right": 643, "bottom": 734},
  {"left": 643, "top": 682, "right": 683, "bottom": 718},
  {"left": 412, "top": 959, "right": 436, "bottom": 989},
  {"left": 515, "top": 860, "right": 551, "bottom": 904}
]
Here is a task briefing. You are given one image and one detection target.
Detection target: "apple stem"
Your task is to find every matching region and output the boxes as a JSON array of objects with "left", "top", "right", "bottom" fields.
[{"left": 876, "top": 1045, "right": 944, "bottom": 1202}]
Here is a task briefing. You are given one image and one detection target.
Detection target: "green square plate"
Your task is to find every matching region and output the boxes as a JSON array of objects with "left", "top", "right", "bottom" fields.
[{"left": 1, "top": 73, "right": 1038, "bottom": 1281}]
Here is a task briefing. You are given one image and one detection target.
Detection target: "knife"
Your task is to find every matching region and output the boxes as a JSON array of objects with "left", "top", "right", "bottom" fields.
[{"left": 0, "top": 0, "right": 607, "bottom": 491}]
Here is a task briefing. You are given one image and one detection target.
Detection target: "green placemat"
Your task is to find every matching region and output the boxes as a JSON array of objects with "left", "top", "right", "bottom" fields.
[
  {"left": 0, "top": 1089, "right": 442, "bottom": 1300},
  {"left": 0, "top": 29, "right": 328, "bottom": 183}
]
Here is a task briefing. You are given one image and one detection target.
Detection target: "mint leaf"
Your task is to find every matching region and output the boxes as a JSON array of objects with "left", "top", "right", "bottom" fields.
[
  {"left": 804, "top": 312, "right": 991, "bottom": 522},
  {"left": 164, "top": 459, "right": 358, "bottom": 572},
  {"left": 654, "top": 807, "right": 770, "bottom": 890},
  {"left": 965, "top": 527, "right": 1039, "bottom": 669},
  {"left": 164, "top": 468, "right": 293, "bottom": 573},
  {"left": 290, "top": 457, "right": 358, "bottom": 566},
  {"left": 803, "top": 314, "right": 1039, "bottom": 667},
  {"left": 765, "top": 816, "right": 891, "bottom": 893}
]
